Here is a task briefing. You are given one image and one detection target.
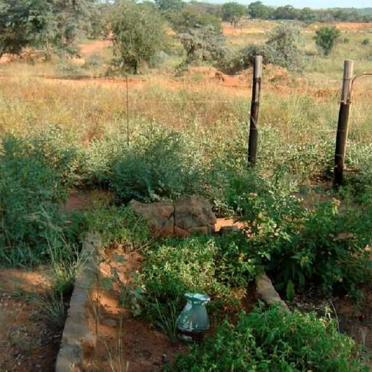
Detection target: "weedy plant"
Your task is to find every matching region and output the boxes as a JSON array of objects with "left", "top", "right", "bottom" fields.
[
  {"left": 172, "top": 306, "right": 368, "bottom": 371},
  {"left": 238, "top": 186, "right": 372, "bottom": 298},
  {"left": 86, "top": 205, "right": 149, "bottom": 248},
  {"left": 122, "top": 233, "right": 261, "bottom": 338},
  {"left": 109, "top": 127, "right": 203, "bottom": 202},
  {"left": 0, "top": 133, "right": 84, "bottom": 265}
]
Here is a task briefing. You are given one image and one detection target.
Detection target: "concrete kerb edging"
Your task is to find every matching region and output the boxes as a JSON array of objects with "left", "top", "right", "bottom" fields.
[
  {"left": 55, "top": 230, "right": 288, "bottom": 370},
  {"left": 255, "top": 273, "right": 289, "bottom": 312},
  {"left": 55, "top": 232, "right": 102, "bottom": 372}
]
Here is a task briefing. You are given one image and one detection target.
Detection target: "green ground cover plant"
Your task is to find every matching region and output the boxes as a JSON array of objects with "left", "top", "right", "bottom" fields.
[
  {"left": 0, "top": 132, "right": 83, "bottom": 265},
  {"left": 117, "top": 232, "right": 260, "bottom": 339},
  {"left": 86, "top": 205, "right": 149, "bottom": 248},
  {"left": 172, "top": 306, "right": 368, "bottom": 371}
]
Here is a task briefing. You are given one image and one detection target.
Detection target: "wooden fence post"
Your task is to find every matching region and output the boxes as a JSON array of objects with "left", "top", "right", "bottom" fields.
[
  {"left": 334, "top": 60, "right": 354, "bottom": 186},
  {"left": 248, "top": 55, "right": 263, "bottom": 166}
]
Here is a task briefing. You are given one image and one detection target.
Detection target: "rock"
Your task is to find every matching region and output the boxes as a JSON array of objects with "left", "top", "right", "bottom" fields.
[
  {"left": 129, "top": 196, "right": 216, "bottom": 237},
  {"left": 101, "top": 318, "right": 118, "bottom": 328},
  {"left": 174, "top": 196, "right": 216, "bottom": 236},
  {"left": 256, "top": 273, "right": 289, "bottom": 311},
  {"left": 129, "top": 200, "right": 175, "bottom": 237},
  {"left": 218, "top": 226, "right": 241, "bottom": 235}
]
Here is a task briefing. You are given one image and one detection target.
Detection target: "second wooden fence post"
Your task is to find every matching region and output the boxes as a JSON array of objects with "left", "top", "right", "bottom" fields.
[
  {"left": 334, "top": 60, "right": 354, "bottom": 186},
  {"left": 248, "top": 55, "right": 263, "bottom": 166}
]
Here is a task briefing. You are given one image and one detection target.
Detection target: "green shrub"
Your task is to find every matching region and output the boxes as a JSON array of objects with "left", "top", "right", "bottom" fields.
[
  {"left": 315, "top": 26, "right": 341, "bottom": 56},
  {"left": 172, "top": 306, "right": 367, "bottom": 371},
  {"left": 179, "top": 25, "right": 227, "bottom": 65},
  {"left": 110, "top": 127, "right": 203, "bottom": 202},
  {"left": 28, "top": 126, "right": 85, "bottom": 189},
  {"left": 167, "top": 5, "right": 222, "bottom": 34},
  {"left": 242, "top": 192, "right": 372, "bottom": 296},
  {"left": 220, "top": 24, "right": 305, "bottom": 73},
  {"left": 86, "top": 206, "right": 149, "bottom": 247},
  {"left": 265, "top": 23, "right": 305, "bottom": 71},
  {"left": 124, "top": 234, "right": 259, "bottom": 336},
  {"left": 111, "top": 1, "right": 167, "bottom": 73},
  {"left": 0, "top": 134, "right": 83, "bottom": 265},
  {"left": 361, "top": 38, "right": 369, "bottom": 46}
]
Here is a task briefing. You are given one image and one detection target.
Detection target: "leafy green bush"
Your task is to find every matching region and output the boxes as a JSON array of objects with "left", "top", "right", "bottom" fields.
[
  {"left": 265, "top": 23, "right": 305, "bottom": 71},
  {"left": 125, "top": 233, "right": 259, "bottom": 335},
  {"left": 173, "top": 306, "right": 367, "bottom": 371},
  {"left": 315, "top": 26, "right": 341, "bottom": 56},
  {"left": 220, "top": 24, "right": 305, "bottom": 73},
  {"left": 0, "top": 134, "right": 83, "bottom": 265},
  {"left": 179, "top": 25, "right": 227, "bottom": 65},
  {"left": 111, "top": 1, "right": 167, "bottom": 73},
  {"left": 110, "top": 127, "right": 203, "bottom": 202},
  {"left": 240, "top": 188, "right": 372, "bottom": 296},
  {"left": 86, "top": 206, "right": 149, "bottom": 248},
  {"left": 167, "top": 5, "right": 222, "bottom": 34},
  {"left": 28, "top": 127, "right": 85, "bottom": 188}
]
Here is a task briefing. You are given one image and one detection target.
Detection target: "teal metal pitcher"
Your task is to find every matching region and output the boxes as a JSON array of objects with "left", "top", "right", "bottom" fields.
[{"left": 176, "top": 293, "right": 210, "bottom": 333}]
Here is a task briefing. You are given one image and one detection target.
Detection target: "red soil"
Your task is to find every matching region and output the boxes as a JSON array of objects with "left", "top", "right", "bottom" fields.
[{"left": 0, "top": 269, "right": 61, "bottom": 372}]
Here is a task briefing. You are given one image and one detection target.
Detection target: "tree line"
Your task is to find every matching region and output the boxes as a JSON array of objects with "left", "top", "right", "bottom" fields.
[
  {"left": 245, "top": 2, "right": 372, "bottom": 23},
  {"left": 0, "top": 0, "right": 368, "bottom": 74}
]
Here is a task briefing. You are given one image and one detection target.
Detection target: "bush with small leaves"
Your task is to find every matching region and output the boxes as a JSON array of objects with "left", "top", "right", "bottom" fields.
[
  {"left": 172, "top": 306, "right": 367, "bottom": 371},
  {"left": 111, "top": 1, "right": 167, "bottom": 73},
  {"left": 315, "top": 26, "right": 341, "bottom": 56}
]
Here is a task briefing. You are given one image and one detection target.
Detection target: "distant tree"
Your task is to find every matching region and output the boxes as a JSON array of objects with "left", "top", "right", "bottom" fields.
[
  {"left": 0, "top": 0, "right": 53, "bottom": 57},
  {"left": 315, "top": 26, "right": 341, "bottom": 56},
  {"left": 247, "top": 1, "right": 273, "bottom": 19},
  {"left": 188, "top": 1, "right": 221, "bottom": 17},
  {"left": 51, "top": 0, "right": 96, "bottom": 52},
  {"left": 0, "top": 0, "right": 95, "bottom": 57},
  {"left": 298, "top": 7, "right": 316, "bottom": 22},
  {"left": 87, "top": 2, "right": 113, "bottom": 39},
  {"left": 155, "top": 0, "right": 183, "bottom": 11},
  {"left": 265, "top": 24, "right": 304, "bottom": 71},
  {"left": 111, "top": 1, "right": 166, "bottom": 73},
  {"left": 179, "top": 25, "right": 226, "bottom": 64},
  {"left": 272, "top": 5, "right": 298, "bottom": 20},
  {"left": 167, "top": 4, "right": 222, "bottom": 33},
  {"left": 221, "top": 2, "right": 246, "bottom": 27}
]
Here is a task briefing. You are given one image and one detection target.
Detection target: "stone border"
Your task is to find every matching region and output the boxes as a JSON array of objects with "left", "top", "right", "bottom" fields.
[
  {"left": 55, "top": 233, "right": 101, "bottom": 372},
  {"left": 55, "top": 229, "right": 288, "bottom": 370},
  {"left": 256, "top": 273, "right": 289, "bottom": 311}
]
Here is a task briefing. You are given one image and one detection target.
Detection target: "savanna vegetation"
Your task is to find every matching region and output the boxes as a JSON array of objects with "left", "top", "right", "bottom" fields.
[{"left": 0, "top": 0, "right": 371, "bottom": 370}]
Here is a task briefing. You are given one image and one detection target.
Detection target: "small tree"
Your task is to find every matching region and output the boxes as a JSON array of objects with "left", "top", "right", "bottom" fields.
[
  {"left": 155, "top": 0, "right": 183, "bottom": 12},
  {"left": 315, "top": 26, "right": 341, "bottom": 56},
  {"left": 248, "top": 1, "right": 273, "bottom": 19},
  {"left": 52, "top": 0, "right": 96, "bottom": 54},
  {"left": 221, "top": 2, "right": 246, "bottom": 27},
  {"left": 179, "top": 25, "right": 226, "bottom": 65},
  {"left": 0, "top": 0, "right": 95, "bottom": 57},
  {"left": 265, "top": 24, "right": 304, "bottom": 71},
  {"left": 111, "top": 1, "right": 166, "bottom": 73},
  {"left": 167, "top": 4, "right": 222, "bottom": 34},
  {"left": 0, "top": 0, "right": 53, "bottom": 57}
]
